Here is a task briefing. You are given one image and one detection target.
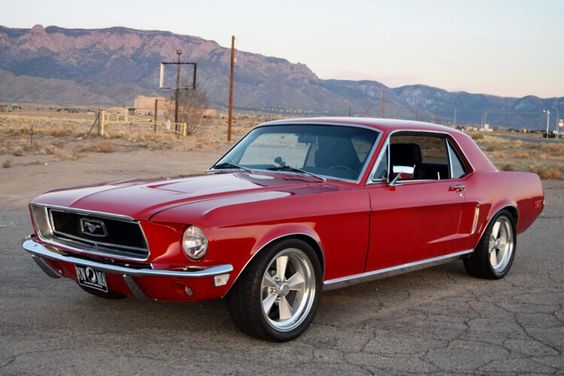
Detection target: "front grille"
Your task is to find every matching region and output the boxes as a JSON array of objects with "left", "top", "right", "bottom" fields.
[{"left": 46, "top": 208, "right": 149, "bottom": 260}]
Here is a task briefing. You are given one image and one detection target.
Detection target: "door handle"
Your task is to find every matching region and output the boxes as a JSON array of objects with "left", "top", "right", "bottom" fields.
[{"left": 449, "top": 184, "right": 465, "bottom": 192}]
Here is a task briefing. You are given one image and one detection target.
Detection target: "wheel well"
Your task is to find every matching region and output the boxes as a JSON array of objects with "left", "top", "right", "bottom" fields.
[
  {"left": 224, "top": 233, "right": 326, "bottom": 297},
  {"left": 276, "top": 234, "right": 325, "bottom": 277},
  {"left": 502, "top": 206, "right": 518, "bottom": 226}
]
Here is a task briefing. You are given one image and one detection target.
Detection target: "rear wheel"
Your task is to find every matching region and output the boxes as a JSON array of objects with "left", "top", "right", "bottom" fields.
[
  {"left": 464, "top": 210, "right": 516, "bottom": 279},
  {"left": 78, "top": 284, "right": 127, "bottom": 299},
  {"left": 227, "top": 238, "right": 321, "bottom": 341}
]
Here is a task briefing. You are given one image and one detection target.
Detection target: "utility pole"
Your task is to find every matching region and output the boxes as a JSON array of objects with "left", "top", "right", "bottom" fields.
[
  {"left": 481, "top": 111, "right": 488, "bottom": 127},
  {"left": 415, "top": 108, "right": 419, "bottom": 121},
  {"left": 174, "top": 49, "right": 182, "bottom": 130},
  {"left": 380, "top": 87, "right": 385, "bottom": 118},
  {"left": 543, "top": 109, "right": 550, "bottom": 138},
  {"left": 227, "top": 35, "right": 236, "bottom": 142},
  {"left": 453, "top": 108, "right": 457, "bottom": 127}
]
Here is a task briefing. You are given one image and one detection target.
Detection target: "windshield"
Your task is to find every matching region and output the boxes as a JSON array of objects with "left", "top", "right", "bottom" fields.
[{"left": 213, "top": 124, "right": 380, "bottom": 181}]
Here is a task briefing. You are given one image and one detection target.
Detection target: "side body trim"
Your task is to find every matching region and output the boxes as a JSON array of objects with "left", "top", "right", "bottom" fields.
[{"left": 323, "top": 249, "right": 474, "bottom": 291}]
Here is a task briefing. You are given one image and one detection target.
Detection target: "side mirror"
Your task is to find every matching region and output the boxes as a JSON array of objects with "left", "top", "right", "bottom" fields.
[{"left": 389, "top": 165, "right": 415, "bottom": 186}]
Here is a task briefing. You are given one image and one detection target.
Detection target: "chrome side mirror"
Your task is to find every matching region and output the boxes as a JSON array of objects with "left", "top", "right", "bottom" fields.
[{"left": 389, "top": 165, "right": 415, "bottom": 186}]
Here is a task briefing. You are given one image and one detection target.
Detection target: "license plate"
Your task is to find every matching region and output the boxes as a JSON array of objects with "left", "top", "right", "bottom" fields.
[{"left": 75, "top": 265, "right": 108, "bottom": 292}]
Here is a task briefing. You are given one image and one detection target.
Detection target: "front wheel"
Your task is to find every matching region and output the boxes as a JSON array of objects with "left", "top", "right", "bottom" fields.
[
  {"left": 464, "top": 210, "right": 516, "bottom": 279},
  {"left": 227, "top": 238, "right": 322, "bottom": 341}
]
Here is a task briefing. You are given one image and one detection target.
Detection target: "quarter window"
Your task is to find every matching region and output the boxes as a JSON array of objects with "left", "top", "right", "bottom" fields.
[{"left": 447, "top": 141, "right": 468, "bottom": 179}]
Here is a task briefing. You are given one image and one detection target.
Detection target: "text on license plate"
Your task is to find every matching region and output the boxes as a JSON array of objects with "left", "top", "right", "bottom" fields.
[{"left": 75, "top": 265, "right": 108, "bottom": 292}]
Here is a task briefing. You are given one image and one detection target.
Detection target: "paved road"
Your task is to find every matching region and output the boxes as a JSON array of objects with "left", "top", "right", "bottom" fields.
[{"left": 1, "top": 181, "right": 562, "bottom": 375}]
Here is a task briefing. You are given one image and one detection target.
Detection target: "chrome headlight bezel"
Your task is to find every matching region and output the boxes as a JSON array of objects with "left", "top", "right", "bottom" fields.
[{"left": 182, "top": 225, "right": 208, "bottom": 260}]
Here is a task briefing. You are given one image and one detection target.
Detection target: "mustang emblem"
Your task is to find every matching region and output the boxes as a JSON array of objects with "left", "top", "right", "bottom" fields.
[{"left": 80, "top": 218, "right": 107, "bottom": 237}]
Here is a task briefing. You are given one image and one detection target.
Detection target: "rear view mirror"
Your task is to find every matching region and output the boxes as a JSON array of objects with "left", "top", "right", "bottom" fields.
[{"left": 389, "top": 165, "right": 415, "bottom": 186}]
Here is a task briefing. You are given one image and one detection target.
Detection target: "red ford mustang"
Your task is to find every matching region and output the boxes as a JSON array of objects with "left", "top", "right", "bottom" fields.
[{"left": 23, "top": 118, "right": 544, "bottom": 341}]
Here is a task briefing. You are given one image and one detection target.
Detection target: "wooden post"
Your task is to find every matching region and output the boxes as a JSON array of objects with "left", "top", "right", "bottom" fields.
[
  {"left": 153, "top": 99, "right": 158, "bottom": 134},
  {"left": 98, "top": 110, "right": 105, "bottom": 136},
  {"left": 227, "top": 35, "right": 235, "bottom": 142}
]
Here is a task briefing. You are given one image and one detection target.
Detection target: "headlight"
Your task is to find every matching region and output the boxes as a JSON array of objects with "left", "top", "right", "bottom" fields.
[{"left": 182, "top": 226, "right": 208, "bottom": 260}]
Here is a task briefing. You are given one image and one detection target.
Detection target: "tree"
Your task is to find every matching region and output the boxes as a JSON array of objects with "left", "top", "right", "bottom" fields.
[{"left": 168, "top": 86, "right": 209, "bottom": 134}]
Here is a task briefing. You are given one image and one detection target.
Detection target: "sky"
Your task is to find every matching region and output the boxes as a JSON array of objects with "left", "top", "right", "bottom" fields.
[{"left": 2, "top": 0, "right": 563, "bottom": 98}]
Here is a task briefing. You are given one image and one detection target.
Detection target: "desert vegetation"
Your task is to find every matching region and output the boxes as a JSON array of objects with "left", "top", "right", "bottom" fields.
[
  {"left": 469, "top": 133, "right": 564, "bottom": 179},
  {"left": 1, "top": 107, "right": 562, "bottom": 179}
]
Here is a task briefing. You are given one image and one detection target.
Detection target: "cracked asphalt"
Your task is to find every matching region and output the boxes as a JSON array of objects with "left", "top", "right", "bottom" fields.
[{"left": 0, "top": 154, "right": 562, "bottom": 375}]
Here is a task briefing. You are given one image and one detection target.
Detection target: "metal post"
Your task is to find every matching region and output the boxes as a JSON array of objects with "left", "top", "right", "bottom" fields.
[
  {"left": 154, "top": 99, "right": 158, "bottom": 134},
  {"left": 544, "top": 110, "right": 550, "bottom": 138},
  {"left": 174, "top": 49, "right": 182, "bottom": 130},
  {"left": 99, "top": 110, "right": 105, "bottom": 136},
  {"left": 415, "top": 108, "right": 419, "bottom": 121},
  {"left": 227, "top": 35, "right": 235, "bottom": 142}
]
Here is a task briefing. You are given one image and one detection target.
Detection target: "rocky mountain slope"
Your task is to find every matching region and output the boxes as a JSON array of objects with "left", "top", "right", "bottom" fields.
[{"left": 0, "top": 25, "right": 561, "bottom": 128}]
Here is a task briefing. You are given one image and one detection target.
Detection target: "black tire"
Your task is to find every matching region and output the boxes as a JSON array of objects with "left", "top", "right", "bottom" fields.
[
  {"left": 227, "top": 238, "right": 322, "bottom": 341},
  {"left": 464, "top": 209, "right": 517, "bottom": 279},
  {"left": 78, "top": 284, "right": 127, "bottom": 299}
]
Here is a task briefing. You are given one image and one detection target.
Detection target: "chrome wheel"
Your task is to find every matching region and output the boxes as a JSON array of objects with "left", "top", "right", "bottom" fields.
[
  {"left": 488, "top": 216, "right": 514, "bottom": 273},
  {"left": 260, "top": 248, "right": 316, "bottom": 332}
]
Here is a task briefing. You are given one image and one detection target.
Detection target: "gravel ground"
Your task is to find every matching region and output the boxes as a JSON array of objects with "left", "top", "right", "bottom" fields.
[{"left": 0, "top": 152, "right": 562, "bottom": 375}]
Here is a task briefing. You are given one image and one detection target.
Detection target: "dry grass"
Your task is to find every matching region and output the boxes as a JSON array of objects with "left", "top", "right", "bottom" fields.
[
  {"left": 42, "top": 145, "right": 78, "bottom": 160},
  {"left": 473, "top": 134, "right": 564, "bottom": 180},
  {"left": 78, "top": 140, "right": 114, "bottom": 153},
  {"left": 1, "top": 108, "right": 563, "bottom": 179}
]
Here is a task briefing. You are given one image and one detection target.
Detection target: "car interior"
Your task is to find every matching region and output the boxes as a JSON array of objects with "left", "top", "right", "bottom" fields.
[{"left": 381, "top": 133, "right": 468, "bottom": 182}]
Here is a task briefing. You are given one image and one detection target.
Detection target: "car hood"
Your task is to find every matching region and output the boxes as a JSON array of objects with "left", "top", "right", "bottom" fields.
[{"left": 31, "top": 172, "right": 328, "bottom": 221}]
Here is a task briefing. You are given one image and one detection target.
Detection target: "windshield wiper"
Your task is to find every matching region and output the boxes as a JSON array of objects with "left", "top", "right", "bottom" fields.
[
  {"left": 210, "top": 162, "right": 253, "bottom": 172},
  {"left": 266, "top": 166, "right": 326, "bottom": 182}
]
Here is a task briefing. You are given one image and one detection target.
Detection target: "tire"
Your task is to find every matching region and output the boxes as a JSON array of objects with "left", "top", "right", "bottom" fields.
[
  {"left": 464, "top": 210, "right": 516, "bottom": 279},
  {"left": 227, "top": 238, "right": 322, "bottom": 341},
  {"left": 78, "top": 284, "right": 127, "bottom": 299}
]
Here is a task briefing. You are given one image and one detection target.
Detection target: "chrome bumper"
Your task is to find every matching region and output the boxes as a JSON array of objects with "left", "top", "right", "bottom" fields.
[{"left": 22, "top": 236, "right": 233, "bottom": 299}]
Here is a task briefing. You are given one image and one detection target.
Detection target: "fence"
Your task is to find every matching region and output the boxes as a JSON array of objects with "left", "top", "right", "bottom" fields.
[{"left": 93, "top": 110, "right": 189, "bottom": 137}]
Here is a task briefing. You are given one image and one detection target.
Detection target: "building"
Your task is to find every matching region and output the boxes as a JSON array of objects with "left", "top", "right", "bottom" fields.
[{"left": 133, "top": 96, "right": 169, "bottom": 114}]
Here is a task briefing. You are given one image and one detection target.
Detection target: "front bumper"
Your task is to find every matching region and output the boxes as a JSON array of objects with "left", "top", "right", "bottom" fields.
[{"left": 22, "top": 236, "right": 234, "bottom": 301}]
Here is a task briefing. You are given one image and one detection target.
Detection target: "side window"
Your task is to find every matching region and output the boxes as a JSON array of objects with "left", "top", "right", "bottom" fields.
[
  {"left": 447, "top": 141, "right": 468, "bottom": 179},
  {"left": 389, "top": 133, "right": 450, "bottom": 181}
]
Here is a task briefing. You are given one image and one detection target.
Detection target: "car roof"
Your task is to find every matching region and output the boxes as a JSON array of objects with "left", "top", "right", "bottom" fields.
[{"left": 261, "top": 117, "right": 458, "bottom": 134}]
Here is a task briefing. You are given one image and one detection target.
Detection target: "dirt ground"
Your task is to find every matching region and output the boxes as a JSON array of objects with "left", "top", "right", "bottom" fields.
[{"left": 0, "top": 108, "right": 563, "bottom": 375}]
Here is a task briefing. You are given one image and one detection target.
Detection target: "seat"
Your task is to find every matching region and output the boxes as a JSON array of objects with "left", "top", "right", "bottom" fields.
[{"left": 390, "top": 143, "right": 421, "bottom": 168}]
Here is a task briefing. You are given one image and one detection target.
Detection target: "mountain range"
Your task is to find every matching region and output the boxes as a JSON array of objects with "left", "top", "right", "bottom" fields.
[{"left": 0, "top": 24, "right": 562, "bottom": 129}]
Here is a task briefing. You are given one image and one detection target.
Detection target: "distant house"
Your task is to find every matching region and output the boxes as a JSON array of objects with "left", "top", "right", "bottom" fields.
[{"left": 133, "top": 96, "right": 169, "bottom": 114}]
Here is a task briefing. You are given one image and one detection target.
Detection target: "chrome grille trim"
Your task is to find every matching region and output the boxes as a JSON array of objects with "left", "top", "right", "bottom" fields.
[{"left": 30, "top": 204, "right": 150, "bottom": 262}]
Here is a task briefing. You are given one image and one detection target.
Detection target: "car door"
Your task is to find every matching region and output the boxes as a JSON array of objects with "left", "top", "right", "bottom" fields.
[{"left": 364, "top": 131, "right": 477, "bottom": 271}]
